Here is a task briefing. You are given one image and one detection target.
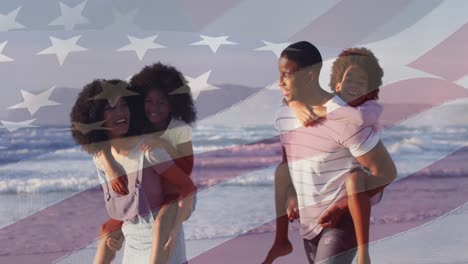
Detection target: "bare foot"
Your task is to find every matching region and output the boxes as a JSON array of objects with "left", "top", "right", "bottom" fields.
[{"left": 261, "top": 239, "right": 293, "bottom": 264}]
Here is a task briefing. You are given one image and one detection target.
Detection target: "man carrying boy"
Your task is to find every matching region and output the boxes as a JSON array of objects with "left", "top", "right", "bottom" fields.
[{"left": 267, "top": 41, "right": 396, "bottom": 264}]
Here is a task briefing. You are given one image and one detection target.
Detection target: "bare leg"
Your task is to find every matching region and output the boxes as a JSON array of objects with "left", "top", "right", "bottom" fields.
[
  {"left": 94, "top": 219, "right": 124, "bottom": 264},
  {"left": 262, "top": 164, "right": 293, "bottom": 264},
  {"left": 150, "top": 202, "right": 178, "bottom": 264},
  {"left": 345, "top": 170, "right": 371, "bottom": 264}
]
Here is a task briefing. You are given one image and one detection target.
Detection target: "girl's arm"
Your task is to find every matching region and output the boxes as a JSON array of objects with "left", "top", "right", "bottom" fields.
[
  {"left": 328, "top": 100, "right": 383, "bottom": 127},
  {"left": 142, "top": 136, "right": 194, "bottom": 176},
  {"left": 95, "top": 148, "right": 128, "bottom": 195}
]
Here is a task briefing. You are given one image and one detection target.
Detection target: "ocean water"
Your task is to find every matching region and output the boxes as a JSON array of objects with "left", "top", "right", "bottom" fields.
[{"left": 0, "top": 124, "right": 467, "bottom": 242}]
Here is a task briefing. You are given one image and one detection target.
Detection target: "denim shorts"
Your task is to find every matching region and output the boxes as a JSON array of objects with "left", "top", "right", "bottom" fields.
[{"left": 303, "top": 212, "right": 357, "bottom": 264}]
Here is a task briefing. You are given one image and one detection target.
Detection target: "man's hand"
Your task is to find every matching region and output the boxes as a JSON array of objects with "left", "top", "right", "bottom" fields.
[
  {"left": 286, "top": 195, "right": 299, "bottom": 222},
  {"left": 318, "top": 196, "right": 348, "bottom": 228}
]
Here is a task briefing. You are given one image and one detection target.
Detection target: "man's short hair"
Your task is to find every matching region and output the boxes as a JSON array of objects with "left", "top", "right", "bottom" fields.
[
  {"left": 329, "top": 47, "right": 384, "bottom": 100},
  {"left": 280, "top": 41, "right": 323, "bottom": 70}
]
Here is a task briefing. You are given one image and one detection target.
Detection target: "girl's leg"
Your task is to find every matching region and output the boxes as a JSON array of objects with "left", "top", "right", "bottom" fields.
[
  {"left": 150, "top": 200, "right": 178, "bottom": 264},
  {"left": 94, "top": 218, "right": 124, "bottom": 264},
  {"left": 262, "top": 164, "right": 293, "bottom": 264},
  {"left": 345, "top": 169, "right": 371, "bottom": 264}
]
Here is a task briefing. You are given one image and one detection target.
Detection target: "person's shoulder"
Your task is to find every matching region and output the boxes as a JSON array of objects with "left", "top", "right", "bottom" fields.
[{"left": 169, "top": 117, "right": 190, "bottom": 129}]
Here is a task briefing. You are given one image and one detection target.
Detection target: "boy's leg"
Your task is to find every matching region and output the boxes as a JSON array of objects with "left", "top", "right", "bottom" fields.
[
  {"left": 345, "top": 169, "right": 372, "bottom": 264},
  {"left": 262, "top": 164, "right": 294, "bottom": 264},
  {"left": 94, "top": 218, "right": 124, "bottom": 264}
]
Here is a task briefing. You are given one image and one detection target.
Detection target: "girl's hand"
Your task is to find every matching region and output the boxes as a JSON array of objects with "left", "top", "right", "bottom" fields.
[
  {"left": 288, "top": 101, "right": 318, "bottom": 126},
  {"left": 96, "top": 150, "right": 129, "bottom": 195},
  {"left": 109, "top": 175, "right": 129, "bottom": 195}
]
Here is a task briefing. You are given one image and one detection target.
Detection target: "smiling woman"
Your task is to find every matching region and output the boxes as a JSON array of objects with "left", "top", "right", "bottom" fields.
[{"left": 70, "top": 78, "right": 195, "bottom": 264}]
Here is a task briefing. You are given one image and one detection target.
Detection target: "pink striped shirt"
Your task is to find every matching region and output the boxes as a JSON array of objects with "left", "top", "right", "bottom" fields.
[{"left": 275, "top": 96, "right": 380, "bottom": 240}]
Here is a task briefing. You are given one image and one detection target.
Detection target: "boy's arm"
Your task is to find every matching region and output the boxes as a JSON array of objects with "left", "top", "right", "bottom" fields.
[
  {"left": 289, "top": 99, "right": 383, "bottom": 128},
  {"left": 328, "top": 100, "right": 383, "bottom": 127}
]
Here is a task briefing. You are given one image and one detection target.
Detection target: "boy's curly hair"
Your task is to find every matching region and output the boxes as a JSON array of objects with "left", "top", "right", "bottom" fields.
[
  {"left": 70, "top": 79, "right": 130, "bottom": 154},
  {"left": 129, "top": 62, "right": 197, "bottom": 131},
  {"left": 329, "top": 47, "right": 384, "bottom": 101}
]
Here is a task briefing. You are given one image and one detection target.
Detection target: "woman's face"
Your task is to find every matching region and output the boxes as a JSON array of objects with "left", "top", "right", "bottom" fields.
[
  {"left": 103, "top": 98, "right": 130, "bottom": 139},
  {"left": 335, "top": 65, "right": 369, "bottom": 103},
  {"left": 144, "top": 89, "right": 171, "bottom": 126}
]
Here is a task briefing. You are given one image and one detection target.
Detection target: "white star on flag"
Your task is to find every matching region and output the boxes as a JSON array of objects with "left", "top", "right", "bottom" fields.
[
  {"left": 117, "top": 35, "right": 166, "bottom": 61},
  {"left": 0, "top": 6, "right": 26, "bottom": 32},
  {"left": 9, "top": 86, "right": 61, "bottom": 115},
  {"left": 91, "top": 80, "right": 139, "bottom": 107},
  {"left": 171, "top": 70, "right": 220, "bottom": 100},
  {"left": 48, "top": 0, "right": 90, "bottom": 31},
  {"left": 0, "top": 41, "right": 13, "bottom": 62},
  {"left": 106, "top": 8, "right": 139, "bottom": 32},
  {"left": 71, "top": 121, "right": 109, "bottom": 135},
  {"left": 0, "top": 119, "right": 37, "bottom": 132},
  {"left": 254, "top": 40, "right": 291, "bottom": 58},
  {"left": 454, "top": 75, "right": 468, "bottom": 89},
  {"left": 190, "top": 35, "right": 237, "bottom": 53},
  {"left": 37, "top": 35, "right": 87, "bottom": 65}
]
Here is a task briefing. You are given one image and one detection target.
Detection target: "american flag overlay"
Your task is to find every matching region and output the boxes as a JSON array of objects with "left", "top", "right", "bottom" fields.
[{"left": 0, "top": 1, "right": 467, "bottom": 263}]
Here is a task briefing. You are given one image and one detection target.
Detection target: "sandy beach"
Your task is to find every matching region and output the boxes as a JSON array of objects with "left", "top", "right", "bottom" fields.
[{"left": 1, "top": 144, "right": 467, "bottom": 263}]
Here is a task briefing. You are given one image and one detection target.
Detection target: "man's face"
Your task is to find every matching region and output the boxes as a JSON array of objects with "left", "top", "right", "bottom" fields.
[
  {"left": 335, "top": 65, "right": 369, "bottom": 104},
  {"left": 278, "top": 57, "right": 301, "bottom": 102}
]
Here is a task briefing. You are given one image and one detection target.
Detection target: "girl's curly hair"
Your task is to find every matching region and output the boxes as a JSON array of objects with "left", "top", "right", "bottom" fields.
[
  {"left": 70, "top": 79, "right": 131, "bottom": 154},
  {"left": 129, "top": 62, "right": 197, "bottom": 132},
  {"left": 329, "top": 47, "right": 384, "bottom": 101}
]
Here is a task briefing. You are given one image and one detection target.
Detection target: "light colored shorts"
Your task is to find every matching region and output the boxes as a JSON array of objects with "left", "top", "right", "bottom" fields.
[{"left": 122, "top": 212, "right": 187, "bottom": 264}]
